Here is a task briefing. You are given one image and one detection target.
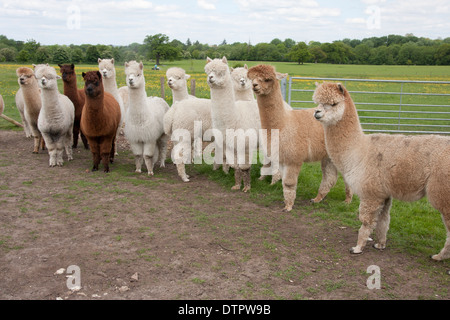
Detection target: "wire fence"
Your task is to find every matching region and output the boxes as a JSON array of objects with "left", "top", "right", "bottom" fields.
[{"left": 286, "top": 77, "right": 450, "bottom": 135}]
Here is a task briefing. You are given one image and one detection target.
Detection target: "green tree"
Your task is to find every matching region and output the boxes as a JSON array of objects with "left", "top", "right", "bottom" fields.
[
  {"left": 435, "top": 43, "right": 450, "bottom": 65},
  {"left": 0, "top": 47, "right": 17, "bottom": 62},
  {"left": 16, "top": 49, "right": 30, "bottom": 62},
  {"left": 143, "top": 34, "right": 182, "bottom": 65},
  {"left": 85, "top": 45, "right": 100, "bottom": 63},
  {"left": 288, "top": 42, "right": 311, "bottom": 64},
  {"left": 35, "top": 47, "right": 51, "bottom": 63},
  {"left": 52, "top": 47, "right": 70, "bottom": 64}
]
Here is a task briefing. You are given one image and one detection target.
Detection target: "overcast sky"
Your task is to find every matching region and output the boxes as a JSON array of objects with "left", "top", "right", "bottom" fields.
[{"left": 0, "top": 0, "right": 449, "bottom": 46}]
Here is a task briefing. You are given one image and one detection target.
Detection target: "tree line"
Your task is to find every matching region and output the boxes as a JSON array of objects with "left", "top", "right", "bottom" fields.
[{"left": 0, "top": 33, "right": 449, "bottom": 66}]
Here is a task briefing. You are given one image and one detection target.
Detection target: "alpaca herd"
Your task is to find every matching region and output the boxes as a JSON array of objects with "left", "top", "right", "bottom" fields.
[{"left": 8, "top": 57, "right": 449, "bottom": 262}]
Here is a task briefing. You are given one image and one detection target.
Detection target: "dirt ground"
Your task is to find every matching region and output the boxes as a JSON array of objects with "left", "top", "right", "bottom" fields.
[{"left": 0, "top": 130, "right": 448, "bottom": 302}]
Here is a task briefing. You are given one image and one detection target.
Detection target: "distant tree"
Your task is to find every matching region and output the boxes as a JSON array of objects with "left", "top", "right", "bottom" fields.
[
  {"left": 71, "top": 48, "right": 84, "bottom": 63},
  {"left": 35, "top": 47, "right": 51, "bottom": 63},
  {"left": 0, "top": 47, "right": 17, "bottom": 62},
  {"left": 16, "top": 49, "right": 30, "bottom": 62},
  {"left": 308, "top": 46, "right": 326, "bottom": 63},
  {"left": 288, "top": 42, "right": 311, "bottom": 64},
  {"left": 143, "top": 33, "right": 182, "bottom": 65},
  {"left": 85, "top": 45, "right": 100, "bottom": 63},
  {"left": 435, "top": 43, "right": 450, "bottom": 65},
  {"left": 52, "top": 47, "right": 70, "bottom": 64}
]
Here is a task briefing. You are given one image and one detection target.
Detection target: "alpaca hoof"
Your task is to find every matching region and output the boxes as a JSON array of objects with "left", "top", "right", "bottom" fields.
[
  {"left": 148, "top": 172, "right": 154, "bottom": 176},
  {"left": 258, "top": 175, "right": 266, "bottom": 181},
  {"left": 92, "top": 167, "right": 98, "bottom": 172},
  {"left": 431, "top": 254, "right": 443, "bottom": 261},
  {"left": 182, "top": 178, "right": 190, "bottom": 182},
  {"left": 33, "top": 151, "right": 38, "bottom": 154},
  {"left": 231, "top": 185, "right": 240, "bottom": 191},
  {"left": 135, "top": 169, "right": 142, "bottom": 173},
  {"left": 282, "top": 206, "right": 292, "bottom": 212},
  {"left": 243, "top": 187, "right": 250, "bottom": 193},
  {"left": 350, "top": 247, "right": 363, "bottom": 255},
  {"left": 373, "top": 243, "right": 385, "bottom": 251}
]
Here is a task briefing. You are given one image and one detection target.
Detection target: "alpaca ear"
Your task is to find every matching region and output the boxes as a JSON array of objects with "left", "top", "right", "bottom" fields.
[
  {"left": 139, "top": 61, "right": 143, "bottom": 70},
  {"left": 337, "top": 83, "right": 344, "bottom": 94},
  {"left": 206, "top": 57, "right": 212, "bottom": 64},
  {"left": 276, "top": 72, "right": 288, "bottom": 80},
  {"left": 98, "top": 58, "right": 102, "bottom": 63},
  {"left": 315, "top": 82, "right": 320, "bottom": 87},
  {"left": 230, "top": 67, "right": 234, "bottom": 72},
  {"left": 124, "top": 62, "right": 129, "bottom": 67},
  {"left": 244, "top": 64, "right": 248, "bottom": 70},
  {"left": 185, "top": 74, "right": 191, "bottom": 80},
  {"left": 111, "top": 58, "right": 115, "bottom": 64},
  {"left": 71, "top": 63, "right": 74, "bottom": 69},
  {"left": 82, "top": 72, "right": 86, "bottom": 79},
  {"left": 32, "top": 64, "right": 37, "bottom": 69},
  {"left": 56, "top": 75, "right": 61, "bottom": 80},
  {"left": 96, "top": 71, "right": 102, "bottom": 79},
  {"left": 58, "top": 64, "right": 62, "bottom": 68},
  {"left": 222, "top": 56, "right": 228, "bottom": 64}
]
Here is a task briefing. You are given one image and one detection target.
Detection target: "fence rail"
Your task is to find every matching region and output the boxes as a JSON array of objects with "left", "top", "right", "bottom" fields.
[{"left": 287, "top": 77, "right": 450, "bottom": 135}]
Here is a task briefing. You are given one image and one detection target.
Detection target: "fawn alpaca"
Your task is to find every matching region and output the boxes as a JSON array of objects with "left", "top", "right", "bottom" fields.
[
  {"left": 81, "top": 71, "right": 121, "bottom": 173},
  {"left": 313, "top": 81, "right": 450, "bottom": 260}
]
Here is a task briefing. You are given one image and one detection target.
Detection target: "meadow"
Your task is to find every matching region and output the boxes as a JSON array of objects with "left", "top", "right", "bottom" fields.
[{"left": 0, "top": 60, "right": 449, "bottom": 273}]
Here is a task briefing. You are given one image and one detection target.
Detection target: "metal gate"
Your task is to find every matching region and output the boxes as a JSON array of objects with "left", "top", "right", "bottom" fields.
[{"left": 286, "top": 77, "right": 450, "bottom": 135}]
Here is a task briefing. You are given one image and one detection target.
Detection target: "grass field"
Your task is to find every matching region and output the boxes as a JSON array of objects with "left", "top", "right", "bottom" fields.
[{"left": 0, "top": 60, "right": 449, "bottom": 266}]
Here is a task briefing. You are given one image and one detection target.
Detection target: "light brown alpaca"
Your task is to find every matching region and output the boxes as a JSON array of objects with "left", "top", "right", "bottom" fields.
[
  {"left": 15, "top": 67, "right": 45, "bottom": 153},
  {"left": 313, "top": 82, "right": 450, "bottom": 261},
  {"left": 247, "top": 65, "right": 352, "bottom": 211}
]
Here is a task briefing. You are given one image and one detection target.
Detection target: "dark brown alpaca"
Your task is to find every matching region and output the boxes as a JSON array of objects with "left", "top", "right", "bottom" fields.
[
  {"left": 58, "top": 63, "right": 89, "bottom": 149},
  {"left": 80, "top": 71, "right": 121, "bottom": 172}
]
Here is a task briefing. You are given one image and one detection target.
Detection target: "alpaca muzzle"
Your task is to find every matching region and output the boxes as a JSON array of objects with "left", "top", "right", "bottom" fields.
[{"left": 314, "top": 109, "right": 323, "bottom": 120}]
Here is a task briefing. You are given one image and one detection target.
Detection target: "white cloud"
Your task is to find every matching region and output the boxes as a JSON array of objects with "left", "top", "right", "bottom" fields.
[{"left": 197, "top": 0, "right": 216, "bottom": 10}]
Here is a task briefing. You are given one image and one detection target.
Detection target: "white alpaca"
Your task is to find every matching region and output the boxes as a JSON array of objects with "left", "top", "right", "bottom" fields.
[
  {"left": 163, "top": 67, "right": 212, "bottom": 182},
  {"left": 36, "top": 66, "right": 74, "bottom": 167},
  {"left": 124, "top": 61, "right": 169, "bottom": 176},
  {"left": 98, "top": 58, "right": 126, "bottom": 149},
  {"left": 230, "top": 65, "right": 255, "bottom": 102},
  {"left": 205, "top": 57, "right": 261, "bottom": 192},
  {"left": 313, "top": 81, "right": 450, "bottom": 260}
]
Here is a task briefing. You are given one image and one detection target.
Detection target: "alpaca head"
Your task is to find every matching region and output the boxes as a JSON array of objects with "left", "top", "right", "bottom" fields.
[
  {"left": 58, "top": 64, "right": 76, "bottom": 83},
  {"left": 204, "top": 56, "right": 230, "bottom": 89},
  {"left": 124, "top": 61, "right": 145, "bottom": 89},
  {"left": 34, "top": 66, "right": 61, "bottom": 91},
  {"left": 166, "top": 67, "right": 190, "bottom": 91},
  {"left": 313, "top": 82, "right": 347, "bottom": 126},
  {"left": 16, "top": 67, "right": 36, "bottom": 87},
  {"left": 98, "top": 58, "right": 116, "bottom": 79},
  {"left": 230, "top": 65, "right": 252, "bottom": 93},
  {"left": 247, "top": 64, "right": 287, "bottom": 96},
  {"left": 82, "top": 71, "right": 103, "bottom": 98}
]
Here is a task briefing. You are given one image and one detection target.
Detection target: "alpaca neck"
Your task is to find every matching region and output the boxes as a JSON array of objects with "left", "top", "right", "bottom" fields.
[
  {"left": 103, "top": 75, "right": 119, "bottom": 94},
  {"left": 172, "top": 86, "right": 190, "bottom": 102},
  {"left": 41, "top": 89, "right": 62, "bottom": 120},
  {"left": 22, "top": 82, "right": 41, "bottom": 112},
  {"left": 63, "top": 78, "right": 81, "bottom": 102},
  {"left": 255, "top": 85, "right": 287, "bottom": 130},
  {"left": 235, "top": 89, "right": 254, "bottom": 101},
  {"left": 324, "top": 98, "right": 366, "bottom": 172},
  {"left": 127, "top": 84, "right": 148, "bottom": 113},
  {"left": 210, "top": 77, "right": 238, "bottom": 127},
  {"left": 85, "top": 91, "right": 105, "bottom": 116}
]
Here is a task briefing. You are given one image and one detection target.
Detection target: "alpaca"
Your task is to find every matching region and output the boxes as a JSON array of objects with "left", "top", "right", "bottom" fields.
[
  {"left": 98, "top": 58, "right": 126, "bottom": 151},
  {"left": 205, "top": 57, "right": 261, "bottom": 192},
  {"left": 124, "top": 61, "right": 169, "bottom": 176},
  {"left": 81, "top": 71, "right": 121, "bottom": 172},
  {"left": 35, "top": 66, "right": 74, "bottom": 167},
  {"left": 230, "top": 65, "right": 255, "bottom": 102},
  {"left": 15, "top": 67, "right": 45, "bottom": 153},
  {"left": 58, "top": 63, "right": 89, "bottom": 149},
  {"left": 247, "top": 65, "right": 352, "bottom": 211},
  {"left": 313, "top": 81, "right": 450, "bottom": 261},
  {"left": 164, "top": 67, "right": 212, "bottom": 182}
]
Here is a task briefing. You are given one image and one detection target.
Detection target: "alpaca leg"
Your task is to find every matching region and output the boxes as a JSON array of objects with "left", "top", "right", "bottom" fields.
[
  {"left": 351, "top": 199, "right": 385, "bottom": 254},
  {"left": 33, "top": 135, "right": 41, "bottom": 154},
  {"left": 144, "top": 155, "right": 154, "bottom": 176},
  {"left": 281, "top": 164, "right": 302, "bottom": 212},
  {"left": 242, "top": 168, "right": 251, "bottom": 193},
  {"left": 48, "top": 147, "right": 57, "bottom": 167},
  {"left": 312, "top": 157, "right": 338, "bottom": 203},
  {"left": 271, "top": 169, "right": 281, "bottom": 185},
  {"left": 100, "top": 140, "right": 113, "bottom": 172},
  {"left": 65, "top": 130, "right": 73, "bottom": 161},
  {"left": 40, "top": 136, "right": 46, "bottom": 151},
  {"left": 134, "top": 155, "right": 143, "bottom": 173},
  {"left": 144, "top": 143, "right": 157, "bottom": 176},
  {"left": 100, "top": 152, "right": 111, "bottom": 172},
  {"left": 80, "top": 131, "right": 89, "bottom": 149},
  {"left": 344, "top": 178, "right": 353, "bottom": 204},
  {"left": 109, "top": 139, "right": 116, "bottom": 163},
  {"left": 177, "top": 163, "right": 190, "bottom": 182},
  {"left": 374, "top": 197, "right": 392, "bottom": 250},
  {"left": 232, "top": 168, "right": 242, "bottom": 190},
  {"left": 72, "top": 123, "right": 80, "bottom": 148},
  {"left": 158, "top": 134, "right": 169, "bottom": 168}
]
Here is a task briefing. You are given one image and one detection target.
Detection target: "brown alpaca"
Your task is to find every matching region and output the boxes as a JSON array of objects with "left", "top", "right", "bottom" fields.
[
  {"left": 313, "top": 82, "right": 450, "bottom": 260},
  {"left": 80, "top": 71, "right": 121, "bottom": 172},
  {"left": 15, "top": 67, "right": 45, "bottom": 153},
  {"left": 58, "top": 64, "right": 89, "bottom": 149},
  {"left": 247, "top": 64, "right": 352, "bottom": 212}
]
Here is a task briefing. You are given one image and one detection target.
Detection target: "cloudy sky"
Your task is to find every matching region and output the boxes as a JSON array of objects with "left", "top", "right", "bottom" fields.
[{"left": 0, "top": 0, "right": 449, "bottom": 46}]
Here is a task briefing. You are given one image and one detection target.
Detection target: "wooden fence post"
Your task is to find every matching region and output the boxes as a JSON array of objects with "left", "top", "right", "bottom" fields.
[
  {"left": 160, "top": 76, "right": 165, "bottom": 99},
  {"left": 190, "top": 78, "right": 196, "bottom": 97}
]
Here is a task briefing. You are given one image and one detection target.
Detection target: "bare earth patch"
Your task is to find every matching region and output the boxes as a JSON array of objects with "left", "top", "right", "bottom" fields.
[{"left": 0, "top": 130, "right": 448, "bottom": 302}]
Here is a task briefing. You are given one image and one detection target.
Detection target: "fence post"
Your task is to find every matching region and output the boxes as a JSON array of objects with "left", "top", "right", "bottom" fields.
[
  {"left": 281, "top": 77, "right": 287, "bottom": 102},
  {"left": 288, "top": 77, "right": 292, "bottom": 105},
  {"left": 160, "top": 76, "right": 165, "bottom": 100},
  {"left": 190, "top": 78, "right": 196, "bottom": 97}
]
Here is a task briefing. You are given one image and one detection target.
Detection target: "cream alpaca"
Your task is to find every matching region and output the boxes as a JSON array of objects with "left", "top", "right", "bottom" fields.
[
  {"left": 230, "top": 65, "right": 255, "bottom": 101},
  {"left": 98, "top": 58, "right": 126, "bottom": 150},
  {"left": 205, "top": 57, "right": 261, "bottom": 192},
  {"left": 247, "top": 65, "right": 352, "bottom": 211},
  {"left": 164, "top": 67, "right": 212, "bottom": 182},
  {"left": 36, "top": 66, "right": 74, "bottom": 167},
  {"left": 124, "top": 61, "right": 169, "bottom": 175},
  {"left": 313, "top": 81, "right": 450, "bottom": 260},
  {"left": 15, "top": 67, "right": 45, "bottom": 153}
]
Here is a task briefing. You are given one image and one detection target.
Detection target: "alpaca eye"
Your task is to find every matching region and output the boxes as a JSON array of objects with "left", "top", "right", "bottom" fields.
[{"left": 265, "top": 79, "right": 272, "bottom": 82}]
